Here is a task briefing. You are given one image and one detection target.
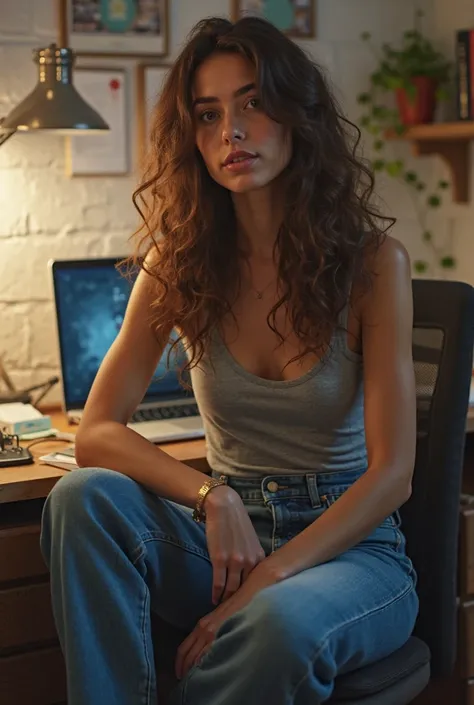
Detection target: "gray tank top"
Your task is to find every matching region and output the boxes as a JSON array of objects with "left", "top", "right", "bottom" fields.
[{"left": 189, "top": 307, "right": 367, "bottom": 477}]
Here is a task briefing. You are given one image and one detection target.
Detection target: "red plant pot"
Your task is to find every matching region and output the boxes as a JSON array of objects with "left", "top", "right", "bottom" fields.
[{"left": 395, "top": 76, "right": 437, "bottom": 126}]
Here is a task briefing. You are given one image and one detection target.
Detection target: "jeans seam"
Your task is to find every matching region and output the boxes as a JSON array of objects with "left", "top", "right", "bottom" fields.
[
  {"left": 140, "top": 577, "right": 153, "bottom": 705},
  {"left": 395, "top": 528, "right": 403, "bottom": 550},
  {"left": 138, "top": 531, "right": 211, "bottom": 562},
  {"left": 290, "top": 580, "right": 416, "bottom": 700},
  {"left": 269, "top": 503, "right": 277, "bottom": 553}
]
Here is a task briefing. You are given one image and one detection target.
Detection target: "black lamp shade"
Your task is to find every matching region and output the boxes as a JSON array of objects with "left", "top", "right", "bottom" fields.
[{"left": 1, "top": 45, "right": 109, "bottom": 134}]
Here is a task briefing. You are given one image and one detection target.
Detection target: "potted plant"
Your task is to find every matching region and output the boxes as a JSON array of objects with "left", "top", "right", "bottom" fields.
[
  {"left": 357, "top": 13, "right": 455, "bottom": 276},
  {"left": 360, "top": 11, "right": 451, "bottom": 126}
]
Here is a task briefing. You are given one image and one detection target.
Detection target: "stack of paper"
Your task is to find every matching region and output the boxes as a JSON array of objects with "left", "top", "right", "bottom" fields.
[{"left": 39, "top": 446, "right": 78, "bottom": 471}]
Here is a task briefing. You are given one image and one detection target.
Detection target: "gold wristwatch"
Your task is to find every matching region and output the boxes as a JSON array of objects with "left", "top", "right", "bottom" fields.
[{"left": 192, "top": 478, "right": 227, "bottom": 523}]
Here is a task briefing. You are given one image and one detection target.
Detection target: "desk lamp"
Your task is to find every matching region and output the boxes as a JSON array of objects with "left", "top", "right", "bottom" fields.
[
  {"left": 0, "top": 42, "right": 109, "bottom": 147},
  {"left": 0, "top": 2, "right": 108, "bottom": 406}
]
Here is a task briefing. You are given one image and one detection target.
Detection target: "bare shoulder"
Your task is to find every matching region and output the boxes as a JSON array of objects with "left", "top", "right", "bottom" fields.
[
  {"left": 359, "top": 236, "right": 412, "bottom": 324},
  {"left": 370, "top": 235, "right": 411, "bottom": 276}
]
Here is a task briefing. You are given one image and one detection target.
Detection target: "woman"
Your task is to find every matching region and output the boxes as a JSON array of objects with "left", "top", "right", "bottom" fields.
[{"left": 41, "top": 16, "right": 418, "bottom": 705}]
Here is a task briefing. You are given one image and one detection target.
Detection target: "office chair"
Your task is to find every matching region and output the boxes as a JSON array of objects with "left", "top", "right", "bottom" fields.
[
  {"left": 154, "top": 279, "right": 474, "bottom": 705},
  {"left": 328, "top": 279, "right": 474, "bottom": 704}
]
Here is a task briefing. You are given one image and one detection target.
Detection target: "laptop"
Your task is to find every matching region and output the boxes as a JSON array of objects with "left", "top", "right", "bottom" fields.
[{"left": 49, "top": 257, "right": 205, "bottom": 444}]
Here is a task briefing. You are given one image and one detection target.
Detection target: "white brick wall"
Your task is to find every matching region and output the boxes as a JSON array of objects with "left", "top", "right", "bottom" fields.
[{"left": 0, "top": 0, "right": 460, "bottom": 403}]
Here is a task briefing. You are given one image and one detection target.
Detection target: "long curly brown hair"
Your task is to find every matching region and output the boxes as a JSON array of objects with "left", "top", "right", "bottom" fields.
[{"left": 130, "top": 16, "right": 393, "bottom": 370}]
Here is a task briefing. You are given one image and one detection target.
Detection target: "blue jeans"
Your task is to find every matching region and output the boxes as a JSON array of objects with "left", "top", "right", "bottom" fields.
[{"left": 40, "top": 467, "right": 418, "bottom": 705}]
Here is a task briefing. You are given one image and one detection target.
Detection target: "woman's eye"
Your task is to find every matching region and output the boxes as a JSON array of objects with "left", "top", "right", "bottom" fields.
[
  {"left": 246, "top": 97, "right": 260, "bottom": 110},
  {"left": 199, "top": 110, "right": 218, "bottom": 123}
]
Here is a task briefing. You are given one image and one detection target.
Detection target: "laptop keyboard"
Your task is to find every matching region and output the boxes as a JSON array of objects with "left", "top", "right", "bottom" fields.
[{"left": 131, "top": 404, "right": 199, "bottom": 423}]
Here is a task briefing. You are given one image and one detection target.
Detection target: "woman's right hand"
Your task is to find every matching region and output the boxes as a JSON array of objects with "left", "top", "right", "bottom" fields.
[{"left": 203, "top": 485, "right": 266, "bottom": 605}]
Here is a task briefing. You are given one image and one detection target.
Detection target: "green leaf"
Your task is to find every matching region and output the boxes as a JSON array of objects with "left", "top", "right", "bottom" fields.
[
  {"left": 435, "top": 86, "right": 449, "bottom": 102},
  {"left": 373, "top": 159, "right": 386, "bottom": 172},
  {"left": 372, "top": 105, "right": 391, "bottom": 120},
  {"left": 360, "top": 115, "right": 371, "bottom": 128},
  {"left": 357, "top": 92, "right": 372, "bottom": 105},
  {"left": 422, "top": 230, "right": 432, "bottom": 242},
  {"left": 428, "top": 195, "right": 441, "bottom": 207},
  {"left": 414, "top": 260, "right": 428, "bottom": 273},
  {"left": 394, "top": 123, "right": 406, "bottom": 136},
  {"left": 384, "top": 76, "right": 404, "bottom": 90},
  {"left": 367, "top": 124, "right": 381, "bottom": 136},
  {"left": 361, "top": 31, "right": 371, "bottom": 41},
  {"left": 404, "top": 81, "right": 417, "bottom": 103},
  {"left": 438, "top": 180, "right": 449, "bottom": 189},
  {"left": 404, "top": 171, "right": 418, "bottom": 183},
  {"left": 374, "top": 139, "right": 385, "bottom": 151},
  {"left": 440, "top": 256, "right": 456, "bottom": 269},
  {"left": 385, "top": 160, "right": 404, "bottom": 177}
]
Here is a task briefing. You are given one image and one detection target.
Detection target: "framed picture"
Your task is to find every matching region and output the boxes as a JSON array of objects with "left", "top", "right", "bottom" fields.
[
  {"left": 66, "top": 67, "right": 129, "bottom": 176},
  {"left": 232, "top": 0, "right": 315, "bottom": 38},
  {"left": 136, "top": 63, "right": 171, "bottom": 158},
  {"left": 62, "top": 0, "right": 169, "bottom": 57}
]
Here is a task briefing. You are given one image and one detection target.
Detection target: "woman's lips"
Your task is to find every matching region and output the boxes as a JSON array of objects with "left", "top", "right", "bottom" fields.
[{"left": 223, "top": 155, "right": 259, "bottom": 172}]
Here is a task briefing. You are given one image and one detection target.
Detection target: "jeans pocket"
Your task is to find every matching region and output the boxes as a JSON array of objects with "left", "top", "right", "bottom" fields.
[{"left": 383, "top": 509, "right": 402, "bottom": 529}]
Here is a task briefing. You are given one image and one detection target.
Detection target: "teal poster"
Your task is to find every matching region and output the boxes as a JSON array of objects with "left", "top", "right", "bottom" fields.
[
  {"left": 100, "top": 0, "right": 135, "bottom": 33},
  {"left": 263, "top": 0, "right": 293, "bottom": 32},
  {"left": 69, "top": 0, "right": 167, "bottom": 56},
  {"left": 71, "top": 1, "right": 163, "bottom": 37},
  {"left": 235, "top": 0, "right": 314, "bottom": 37}
]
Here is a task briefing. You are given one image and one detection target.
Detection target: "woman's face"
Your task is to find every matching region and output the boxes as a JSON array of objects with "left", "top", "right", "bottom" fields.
[{"left": 193, "top": 52, "right": 292, "bottom": 194}]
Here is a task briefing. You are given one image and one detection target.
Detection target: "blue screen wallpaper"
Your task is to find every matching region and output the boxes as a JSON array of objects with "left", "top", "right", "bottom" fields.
[{"left": 54, "top": 264, "right": 188, "bottom": 407}]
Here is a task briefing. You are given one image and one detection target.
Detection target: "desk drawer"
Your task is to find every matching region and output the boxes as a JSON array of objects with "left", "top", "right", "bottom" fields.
[
  {"left": 460, "top": 497, "right": 474, "bottom": 598},
  {"left": 0, "top": 582, "right": 56, "bottom": 652},
  {"left": 0, "top": 523, "right": 47, "bottom": 584},
  {"left": 460, "top": 601, "right": 474, "bottom": 678},
  {"left": 0, "top": 646, "right": 66, "bottom": 705}
]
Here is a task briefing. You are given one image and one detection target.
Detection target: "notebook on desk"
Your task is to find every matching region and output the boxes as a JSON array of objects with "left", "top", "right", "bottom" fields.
[{"left": 49, "top": 257, "right": 205, "bottom": 444}]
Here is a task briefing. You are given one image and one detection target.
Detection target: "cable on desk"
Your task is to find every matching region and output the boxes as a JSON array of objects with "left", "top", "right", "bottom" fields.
[{"left": 27, "top": 434, "right": 75, "bottom": 450}]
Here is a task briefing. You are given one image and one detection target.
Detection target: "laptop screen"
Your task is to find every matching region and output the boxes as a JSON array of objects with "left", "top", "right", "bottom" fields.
[{"left": 51, "top": 258, "right": 190, "bottom": 411}]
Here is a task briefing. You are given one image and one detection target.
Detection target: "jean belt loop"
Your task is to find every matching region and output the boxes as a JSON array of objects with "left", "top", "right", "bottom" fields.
[{"left": 306, "top": 473, "right": 321, "bottom": 508}]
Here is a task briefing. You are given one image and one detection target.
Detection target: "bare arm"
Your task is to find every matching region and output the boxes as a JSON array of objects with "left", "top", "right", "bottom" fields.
[
  {"left": 76, "top": 259, "right": 266, "bottom": 601},
  {"left": 262, "top": 236, "right": 416, "bottom": 581},
  {"left": 75, "top": 263, "right": 211, "bottom": 508}
]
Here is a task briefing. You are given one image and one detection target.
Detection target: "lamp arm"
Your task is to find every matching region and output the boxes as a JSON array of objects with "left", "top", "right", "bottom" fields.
[{"left": 0, "top": 118, "right": 15, "bottom": 147}]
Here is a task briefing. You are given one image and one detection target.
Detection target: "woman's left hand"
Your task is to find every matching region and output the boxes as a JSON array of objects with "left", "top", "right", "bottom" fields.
[{"left": 175, "top": 560, "right": 283, "bottom": 679}]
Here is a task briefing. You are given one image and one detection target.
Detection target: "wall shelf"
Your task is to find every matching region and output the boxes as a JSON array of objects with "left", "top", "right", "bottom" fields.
[{"left": 386, "top": 122, "right": 474, "bottom": 204}]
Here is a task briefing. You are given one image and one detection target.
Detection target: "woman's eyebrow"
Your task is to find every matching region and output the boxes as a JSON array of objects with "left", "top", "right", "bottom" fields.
[{"left": 193, "top": 82, "right": 256, "bottom": 107}]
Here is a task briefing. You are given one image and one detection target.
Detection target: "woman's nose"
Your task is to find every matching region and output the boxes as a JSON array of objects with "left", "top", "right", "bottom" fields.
[{"left": 222, "top": 121, "right": 246, "bottom": 144}]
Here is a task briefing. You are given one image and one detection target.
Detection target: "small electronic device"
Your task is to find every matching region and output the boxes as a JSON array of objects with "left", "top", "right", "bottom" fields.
[
  {"left": 49, "top": 258, "right": 205, "bottom": 444},
  {"left": 0, "top": 403, "right": 51, "bottom": 436},
  {"left": 0, "top": 431, "right": 33, "bottom": 467}
]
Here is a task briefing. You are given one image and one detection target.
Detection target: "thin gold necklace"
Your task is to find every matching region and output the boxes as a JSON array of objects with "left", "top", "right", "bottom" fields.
[{"left": 252, "top": 279, "right": 277, "bottom": 299}]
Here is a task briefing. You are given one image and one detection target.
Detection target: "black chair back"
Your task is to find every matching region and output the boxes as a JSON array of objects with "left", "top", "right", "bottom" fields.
[{"left": 400, "top": 279, "right": 474, "bottom": 678}]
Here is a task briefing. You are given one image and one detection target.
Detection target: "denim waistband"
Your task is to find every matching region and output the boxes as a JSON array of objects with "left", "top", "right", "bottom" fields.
[{"left": 212, "top": 469, "right": 366, "bottom": 508}]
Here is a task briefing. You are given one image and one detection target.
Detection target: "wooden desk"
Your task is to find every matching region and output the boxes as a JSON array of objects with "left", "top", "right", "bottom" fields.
[
  {"left": 0, "top": 410, "right": 207, "bottom": 705},
  {"left": 0, "top": 410, "right": 208, "bottom": 505}
]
